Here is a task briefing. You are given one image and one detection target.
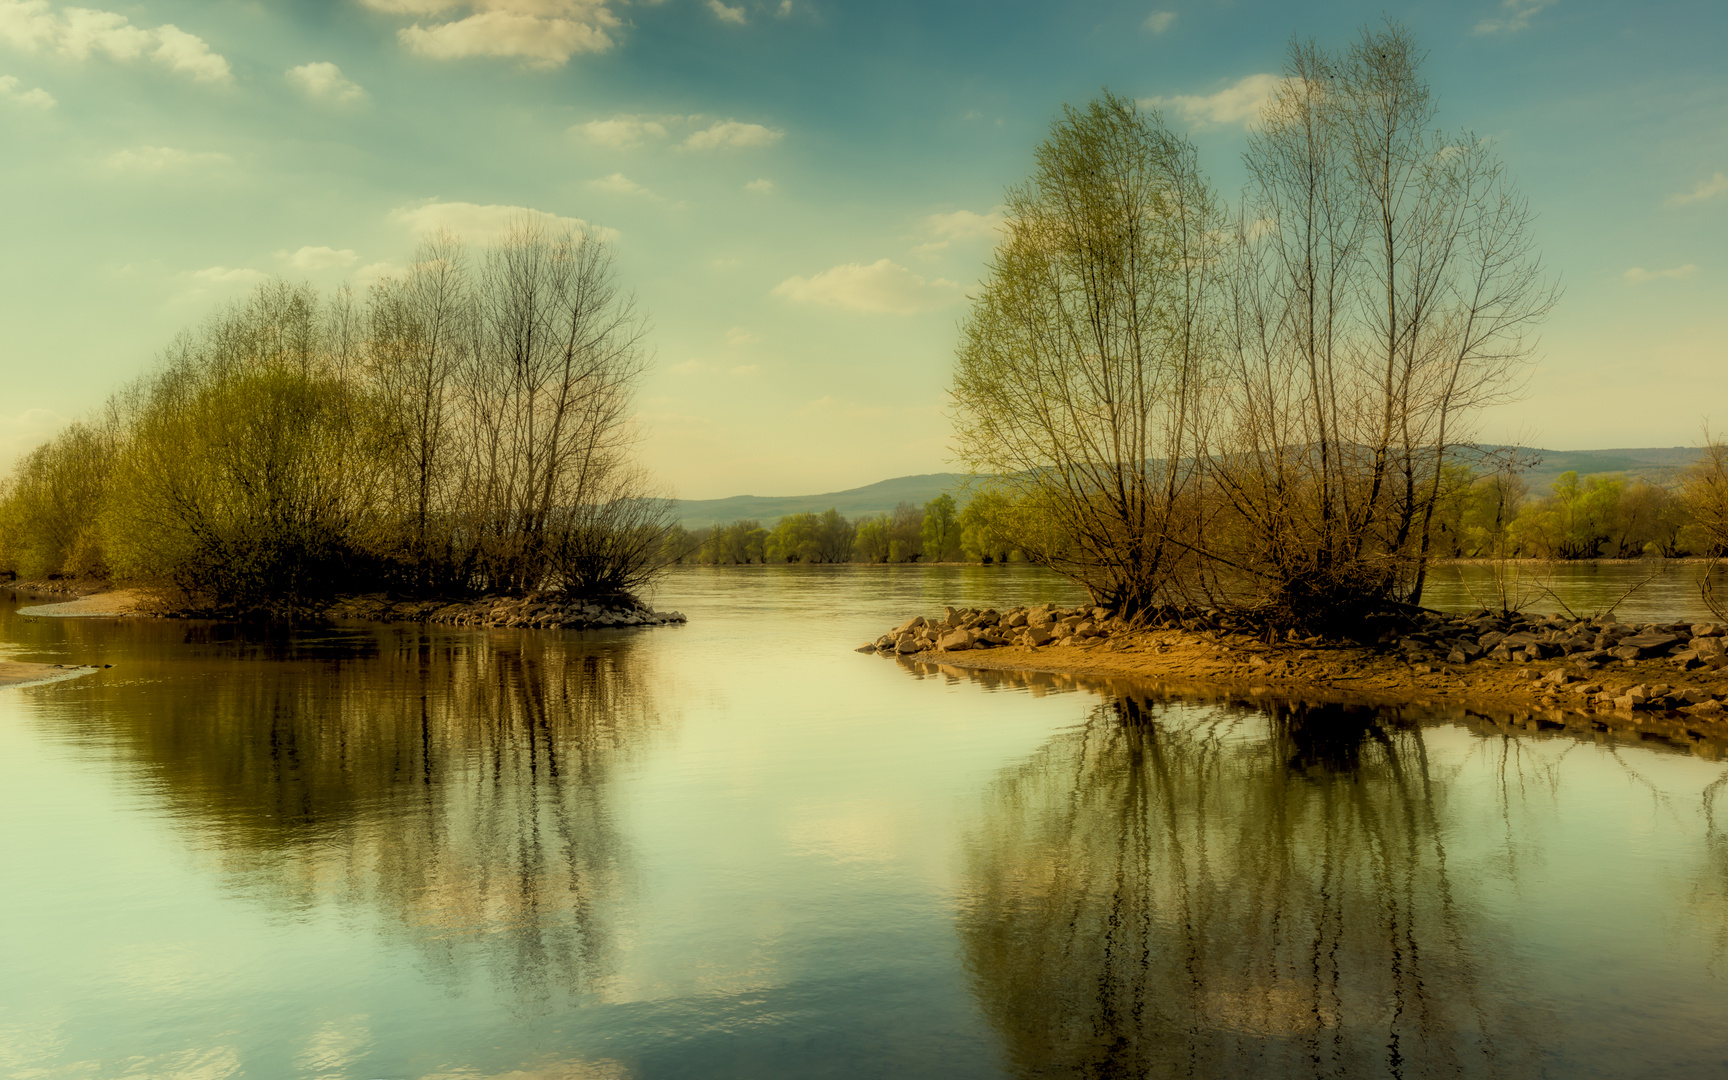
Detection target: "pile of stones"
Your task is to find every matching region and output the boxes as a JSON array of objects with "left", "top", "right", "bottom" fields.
[
  {"left": 861, "top": 604, "right": 1124, "bottom": 655},
  {"left": 325, "top": 592, "right": 686, "bottom": 631},
  {"left": 1378, "top": 610, "right": 1725, "bottom": 671}
]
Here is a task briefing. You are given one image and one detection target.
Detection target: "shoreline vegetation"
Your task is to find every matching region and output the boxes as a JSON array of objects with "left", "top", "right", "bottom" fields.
[{"left": 0, "top": 221, "right": 676, "bottom": 623}]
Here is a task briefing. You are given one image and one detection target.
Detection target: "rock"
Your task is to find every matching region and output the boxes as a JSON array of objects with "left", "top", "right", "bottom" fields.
[
  {"left": 937, "top": 628, "right": 975, "bottom": 651},
  {"left": 1609, "top": 645, "right": 1642, "bottom": 662},
  {"left": 1448, "top": 650, "right": 1468, "bottom": 665},
  {"left": 895, "top": 636, "right": 921, "bottom": 655},
  {"left": 854, "top": 643, "right": 877, "bottom": 653},
  {"left": 1541, "top": 668, "right": 1572, "bottom": 685},
  {"left": 1005, "top": 610, "right": 1028, "bottom": 629},
  {"left": 1618, "top": 632, "right": 1681, "bottom": 658},
  {"left": 1688, "top": 699, "right": 1725, "bottom": 713},
  {"left": 1692, "top": 623, "right": 1723, "bottom": 638},
  {"left": 1022, "top": 625, "right": 1053, "bottom": 647}
]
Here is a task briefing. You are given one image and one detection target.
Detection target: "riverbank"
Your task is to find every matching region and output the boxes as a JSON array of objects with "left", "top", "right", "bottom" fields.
[{"left": 863, "top": 603, "right": 1728, "bottom": 739}]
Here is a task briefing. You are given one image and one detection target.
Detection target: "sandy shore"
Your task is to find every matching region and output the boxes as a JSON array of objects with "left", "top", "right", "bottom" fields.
[
  {"left": 15, "top": 589, "right": 149, "bottom": 618},
  {"left": 0, "top": 660, "right": 101, "bottom": 689}
]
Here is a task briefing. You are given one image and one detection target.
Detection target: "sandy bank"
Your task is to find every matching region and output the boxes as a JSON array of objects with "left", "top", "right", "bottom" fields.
[
  {"left": 15, "top": 589, "right": 150, "bottom": 618},
  {"left": 0, "top": 660, "right": 101, "bottom": 689}
]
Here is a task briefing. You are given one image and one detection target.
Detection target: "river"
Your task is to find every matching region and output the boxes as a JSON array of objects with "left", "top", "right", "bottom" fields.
[{"left": 2, "top": 565, "right": 1726, "bottom": 1078}]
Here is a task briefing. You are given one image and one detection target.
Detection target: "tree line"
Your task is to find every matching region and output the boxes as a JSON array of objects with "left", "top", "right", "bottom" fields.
[
  {"left": 0, "top": 221, "right": 671, "bottom": 616},
  {"left": 664, "top": 492, "right": 1017, "bottom": 565}
]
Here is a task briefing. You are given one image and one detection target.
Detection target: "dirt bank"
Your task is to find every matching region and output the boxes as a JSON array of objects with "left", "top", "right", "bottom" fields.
[{"left": 863, "top": 602, "right": 1728, "bottom": 743}]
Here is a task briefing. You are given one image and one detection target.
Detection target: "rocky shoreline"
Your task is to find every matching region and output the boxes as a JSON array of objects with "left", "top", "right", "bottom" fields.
[
  {"left": 324, "top": 592, "right": 686, "bottom": 630},
  {"left": 860, "top": 602, "right": 1728, "bottom": 726},
  {"left": 7, "top": 580, "right": 686, "bottom": 632}
]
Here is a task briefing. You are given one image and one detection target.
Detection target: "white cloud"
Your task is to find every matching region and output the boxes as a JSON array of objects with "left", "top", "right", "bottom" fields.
[
  {"left": 923, "top": 208, "right": 1004, "bottom": 241},
  {"left": 725, "top": 327, "right": 759, "bottom": 345},
  {"left": 728, "top": 364, "right": 759, "bottom": 376},
  {"left": 276, "top": 246, "right": 360, "bottom": 271},
  {"left": 574, "top": 114, "right": 670, "bottom": 146},
  {"left": 1141, "top": 73, "right": 1280, "bottom": 128},
  {"left": 684, "top": 119, "right": 783, "bottom": 151},
  {"left": 772, "top": 259, "right": 960, "bottom": 315},
  {"left": 286, "top": 61, "right": 366, "bottom": 105},
  {"left": 1668, "top": 172, "right": 1728, "bottom": 207},
  {"left": 353, "top": 261, "right": 406, "bottom": 291},
  {"left": 186, "top": 265, "right": 266, "bottom": 285},
  {"left": 744, "top": 177, "right": 776, "bottom": 194},
  {"left": 588, "top": 171, "right": 660, "bottom": 199},
  {"left": 1623, "top": 264, "right": 1699, "bottom": 283},
  {"left": 364, "top": 0, "right": 621, "bottom": 68},
  {"left": 0, "top": 1, "right": 231, "bottom": 83},
  {"left": 103, "top": 145, "right": 231, "bottom": 173},
  {"left": 0, "top": 72, "right": 51, "bottom": 107},
  {"left": 777, "top": 0, "right": 793, "bottom": 14},
  {"left": 1143, "top": 10, "right": 1176, "bottom": 33},
  {"left": 706, "top": 0, "right": 745, "bottom": 24},
  {"left": 1474, "top": 0, "right": 1555, "bottom": 35},
  {"left": 389, "top": 198, "right": 616, "bottom": 243}
]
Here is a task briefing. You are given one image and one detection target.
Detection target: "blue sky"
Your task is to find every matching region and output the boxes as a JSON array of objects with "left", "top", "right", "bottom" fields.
[{"left": 0, "top": 0, "right": 1723, "bottom": 499}]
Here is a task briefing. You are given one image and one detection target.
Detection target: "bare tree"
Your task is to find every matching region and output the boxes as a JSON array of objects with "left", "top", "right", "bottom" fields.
[
  {"left": 1212, "top": 24, "right": 1557, "bottom": 624},
  {"left": 952, "top": 91, "right": 1219, "bottom": 619}
]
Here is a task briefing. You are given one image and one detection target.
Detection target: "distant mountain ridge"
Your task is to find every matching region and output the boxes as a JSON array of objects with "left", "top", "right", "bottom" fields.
[{"left": 671, "top": 447, "right": 1703, "bottom": 529}]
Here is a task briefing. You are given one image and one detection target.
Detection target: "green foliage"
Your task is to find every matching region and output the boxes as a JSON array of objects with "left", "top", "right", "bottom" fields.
[
  {"left": 0, "top": 223, "right": 671, "bottom": 615},
  {"left": 0, "top": 421, "right": 118, "bottom": 579},
  {"left": 920, "top": 494, "right": 960, "bottom": 562}
]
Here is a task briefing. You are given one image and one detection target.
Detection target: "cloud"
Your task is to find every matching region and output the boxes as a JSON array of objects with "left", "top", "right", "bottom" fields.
[
  {"left": 777, "top": 0, "right": 793, "bottom": 14},
  {"left": 772, "top": 259, "right": 960, "bottom": 315},
  {"left": 923, "top": 208, "right": 1004, "bottom": 241},
  {"left": 0, "top": 1, "right": 231, "bottom": 83},
  {"left": 286, "top": 61, "right": 366, "bottom": 105},
  {"left": 0, "top": 406, "right": 63, "bottom": 472},
  {"left": 1141, "top": 73, "right": 1280, "bottom": 128},
  {"left": 0, "top": 72, "right": 50, "bottom": 107},
  {"left": 276, "top": 246, "right": 360, "bottom": 271},
  {"left": 725, "top": 327, "right": 759, "bottom": 345},
  {"left": 588, "top": 171, "right": 660, "bottom": 199},
  {"left": 1623, "top": 264, "right": 1699, "bottom": 283},
  {"left": 744, "top": 178, "right": 776, "bottom": 194},
  {"left": 574, "top": 113, "right": 669, "bottom": 146},
  {"left": 1667, "top": 172, "right": 1728, "bottom": 207},
  {"left": 184, "top": 265, "right": 267, "bottom": 286},
  {"left": 1474, "top": 0, "right": 1554, "bottom": 35},
  {"left": 103, "top": 145, "right": 231, "bottom": 173},
  {"left": 706, "top": 0, "right": 745, "bottom": 24},
  {"left": 728, "top": 364, "right": 759, "bottom": 376},
  {"left": 1143, "top": 10, "right": 1176, "bottom": 33},
  {"left": 390, "top": 198, "right": 616, "bottom": 243},
  {"left": 363, "top": 0, "right": 621, "bottom": 68},
  {"left": 684, "top": 119, "right": 782, "bottom": 150}
]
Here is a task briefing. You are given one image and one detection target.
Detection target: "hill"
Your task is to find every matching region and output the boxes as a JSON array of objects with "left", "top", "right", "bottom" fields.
[
  {"left": 672, "top": 473, "right": 969, "bottom": 529},
  {"left": 671, "top": 447, "right": 1706, "bottom": 529}
]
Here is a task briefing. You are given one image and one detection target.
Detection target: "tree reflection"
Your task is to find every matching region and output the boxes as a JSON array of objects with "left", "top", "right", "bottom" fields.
[
  {"left": 68, "top": 625, "right": 665, "bottom": 1005},
  {"left": 959, "top": 696, "right": 1543, "bottom": 1078}
]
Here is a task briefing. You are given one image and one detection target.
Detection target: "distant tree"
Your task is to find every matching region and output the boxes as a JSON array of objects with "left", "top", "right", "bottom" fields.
[
  {"left": 853, "top": 515, "right": 890, "bottom": 563},
  {"left": 920, "top": 494, "right": 961, "bottom": 562},
  {"left": 888, "top": 501, "right": 924, "bottom": 563}
]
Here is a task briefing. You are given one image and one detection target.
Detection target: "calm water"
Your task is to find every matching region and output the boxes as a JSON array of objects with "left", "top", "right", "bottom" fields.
[{"left": 2, "top": 565, "right": 1727, "bottom": 1079}]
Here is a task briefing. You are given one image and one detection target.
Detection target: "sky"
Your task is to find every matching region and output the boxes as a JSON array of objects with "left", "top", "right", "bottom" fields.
[{"left": 0, "top": 0, "right": 1723, "bottom": 500}]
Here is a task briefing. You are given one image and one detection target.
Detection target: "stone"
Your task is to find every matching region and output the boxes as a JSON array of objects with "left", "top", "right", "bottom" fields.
[
  {"left": 1022, "top": 625, "right": 1053, "bottom": 647},
  {"left": 1692, "top": 623, "right": 1723, "bottom": 638},
  {"left": 1005, "top": 610, "right": 1028, "bottom": 629},
  {"left": 1688, "top": 699, "right": 1725, "bottom": 713},
  {"left": 1618, "top": 632, "right": 1681, "bottom": 658},
  {"left": 1448, "top": 650, "right": 1467, "bottom": 665},
  {"left": 937, "top": 629, "right": 974, "bottom": 651},
  {"left": 1541, "top": 668, "right": 1572, "bottom": 685},
  {"left": 895, "top": 636, "right": 921, "bottom": 655},
  {"left": 1609, "top": 645, "right": 1641, "bottom": 662}
]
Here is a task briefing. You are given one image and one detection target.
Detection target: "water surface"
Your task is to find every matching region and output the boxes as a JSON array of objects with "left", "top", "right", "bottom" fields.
[{"left": 2, "top": 566, "right": 1726, "bottom": 1078}]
